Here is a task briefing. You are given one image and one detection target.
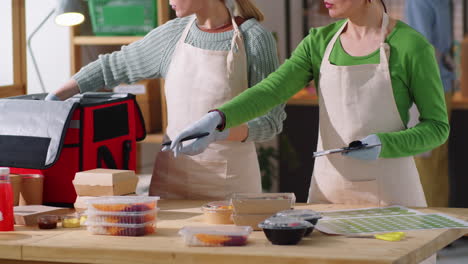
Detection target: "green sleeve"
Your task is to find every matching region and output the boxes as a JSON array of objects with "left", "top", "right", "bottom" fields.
[
  {"left": 377, "top": 45, "right": 449, "bottom": 158},
  {"left": 219, "top": 35, "right": 314, "bottom": 128}
]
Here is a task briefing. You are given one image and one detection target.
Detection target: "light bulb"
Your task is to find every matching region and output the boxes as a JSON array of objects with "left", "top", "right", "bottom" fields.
[{"left": 55, "top": 12, "right": 84, "bottom": 26}]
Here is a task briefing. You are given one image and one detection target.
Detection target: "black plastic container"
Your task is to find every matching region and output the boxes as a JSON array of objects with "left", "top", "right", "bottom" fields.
[
  {"left": 258, "top": 217, "right": 313, "bottom": 245},
  {"left": 274, "top": 209, "right": 322, "bottom": 236}
]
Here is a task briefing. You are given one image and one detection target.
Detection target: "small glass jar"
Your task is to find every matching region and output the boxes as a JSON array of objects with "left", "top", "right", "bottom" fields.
[
  {"left": 62, "top": 214, "right": 81, "bottom": 228},
  {"left": 37, "top": 215, "right": 59, "bottom": 229}
]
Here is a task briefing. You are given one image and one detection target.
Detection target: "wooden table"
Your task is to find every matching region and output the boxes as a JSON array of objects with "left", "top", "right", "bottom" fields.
[{"left": 1, "top": 200, "right": 467, "bottom": 264}]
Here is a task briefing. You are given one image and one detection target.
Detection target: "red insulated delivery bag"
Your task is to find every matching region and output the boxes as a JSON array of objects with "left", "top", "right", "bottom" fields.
[{"left": 0, "top": 93, "right": 146, "bottom": 207}]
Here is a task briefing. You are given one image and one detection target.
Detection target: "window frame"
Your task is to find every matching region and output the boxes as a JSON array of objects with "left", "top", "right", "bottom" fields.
[{"left": 1, "top": 0, "right": 26, "bottom": 98}]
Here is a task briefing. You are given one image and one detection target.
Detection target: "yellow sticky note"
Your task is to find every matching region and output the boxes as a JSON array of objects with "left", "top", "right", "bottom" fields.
[{"left": 374, "top": 232, "right": 406, "bottom": 242}]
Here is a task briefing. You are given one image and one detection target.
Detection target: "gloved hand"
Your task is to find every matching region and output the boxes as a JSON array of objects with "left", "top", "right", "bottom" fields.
[
  {"left": 163, "top": 111, "right": 229, "bottom": 157},
  {"left": 44, "top": 93, "right": 61, "bottom": 101},
  {"left": 342, "top": 134, "right": 382, "bottom": 161}
]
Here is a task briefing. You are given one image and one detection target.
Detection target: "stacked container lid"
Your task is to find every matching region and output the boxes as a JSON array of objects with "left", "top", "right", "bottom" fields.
[
  {"left": 230, "top": 193, "right": 296, "bottom": 230},
  {"left": 85, "top": 196, "right": 160, "bottom": 236}
]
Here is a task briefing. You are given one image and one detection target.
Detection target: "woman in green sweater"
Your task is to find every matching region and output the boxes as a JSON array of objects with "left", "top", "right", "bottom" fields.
[
  {"left": 47, "top": 0, "right": 285, "bottom": 199},
  {"left": 168, "top": 0, "right": 449, "bottom": 209}
]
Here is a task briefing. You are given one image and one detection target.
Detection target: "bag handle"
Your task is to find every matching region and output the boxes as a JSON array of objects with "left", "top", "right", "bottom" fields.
[
  {"left": 97, "top": 146, "right": 117, "bottom": 169},
  {"left": 122, "top": 140, "right": 132, "bottom": 170}
]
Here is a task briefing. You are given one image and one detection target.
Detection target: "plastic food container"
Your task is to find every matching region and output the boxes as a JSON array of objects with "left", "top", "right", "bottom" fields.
[
  {"left": 179, "top": 226, "right": 252, "bottom": 247},
  {"left": 230, "top": 193, "right": 295, "bottom": 214},
  {"left": 86, "top": 209, "right": 158, "bottom": 224},
  {"left": 86, "top": 196, "right": 159, "bottom": 212},
  {"left": 37, "top": 215, "right": 59, "bottom": 229},
  {"left": 86, "top": 221, "right": 156, "bottom": 236},
  {"left": 231, "top": 213, "right": 273, "bottom": 231},
  {"left": 62, "top": 214, "right": 81, "bottom": 228},
  {"left": 258, "top": 217, "right": 313, "bottom": 245},
  {"left": 80, "top": 214, "right": 88, "bottom": 225},
  {"left": 274, "top": 209, "right": 322, "bottom": 236},
  {"left": 201, "top": 201, "right": 233, "bottom": 224}
]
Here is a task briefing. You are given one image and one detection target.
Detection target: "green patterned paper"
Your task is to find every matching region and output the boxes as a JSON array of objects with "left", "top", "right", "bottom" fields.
[
  {"left": 320, "top": 206, "right": 422, "bottom": 219},
  {"left": 316, "top": 214, "right": 468, "bottom": 235}
]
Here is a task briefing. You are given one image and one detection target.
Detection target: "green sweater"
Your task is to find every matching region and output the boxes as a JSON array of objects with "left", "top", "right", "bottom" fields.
[
  {"left": 219, "top": 20, "right": 449, "bottom": 158},
  {"left": 73, "top": 16, "right": 285, "bottom": 142}
]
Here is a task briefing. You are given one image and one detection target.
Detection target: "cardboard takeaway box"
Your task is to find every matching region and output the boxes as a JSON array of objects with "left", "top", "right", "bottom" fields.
[
  {"left": 230, "top": 193, "right": 296, "bottom": 214},
  {"left": 73, "top": 169, "right": 138, "bottom": 197},
  {"left": 14, "top": 205, "right": 70, "bottom": 226}
]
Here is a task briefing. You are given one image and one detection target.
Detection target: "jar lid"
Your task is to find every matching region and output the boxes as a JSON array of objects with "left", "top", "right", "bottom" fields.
[
  {"left": 202, "top": 201, "right": 232, "bottom": 211},
  {"left": 275, "top": 209, "right": 322, "bottom": 220},
  {"left": 258, "top": 217, "right": 313, "bottom": 230},
  {"left": 0, "top": 167, "right": 10, "bottom": 176}
]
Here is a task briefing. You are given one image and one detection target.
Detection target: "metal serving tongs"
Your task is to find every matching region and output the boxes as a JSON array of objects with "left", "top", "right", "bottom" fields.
[{"left": 313, "top": 140, "right": 382, "bottom": 158}]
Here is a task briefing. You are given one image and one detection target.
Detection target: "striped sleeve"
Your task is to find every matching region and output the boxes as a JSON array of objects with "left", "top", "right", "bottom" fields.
[
  {"left": 73, "top": 18, "right": 187, "bottom": 92},
  {"left": 244, "top": 27, "right": 286, "bottom": 142}
]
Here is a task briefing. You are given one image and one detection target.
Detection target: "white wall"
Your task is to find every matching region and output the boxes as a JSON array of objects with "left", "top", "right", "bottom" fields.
[
  {"left": 26, "top": 0, "right": 71, "bottom": 94},
  {"left": 0, "top": 2, "right": 14, "bottom": 86},
  {"left": 255, "top": 0, "right": 303, "bottom": 62}
]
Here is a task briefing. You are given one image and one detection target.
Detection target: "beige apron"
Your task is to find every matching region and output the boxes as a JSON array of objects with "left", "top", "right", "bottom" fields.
[
  {"left": 149, "top": 15, "right": 262, "bottom": 199},
  {"left": 308, "top": 13, "right": 427, "bottom": 208}
]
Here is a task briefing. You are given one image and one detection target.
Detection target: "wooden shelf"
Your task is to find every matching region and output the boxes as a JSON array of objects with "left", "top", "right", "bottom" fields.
[
  {"left": 452, "top": 91, "right": 468, "bottom": 110},
  {"left": 73, "top": 36, "right": 143, "bottom": 46}
]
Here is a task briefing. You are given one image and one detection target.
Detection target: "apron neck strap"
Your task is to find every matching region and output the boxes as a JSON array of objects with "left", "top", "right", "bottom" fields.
[
  {"left": 322, "top": 12, "right": 390, "bottom": 61},
  {"left": 379, "top": 12, "right": 390, "bottom": 43},
  {"left": 179, "top": 16, "right": 197, "bottom": 44}
]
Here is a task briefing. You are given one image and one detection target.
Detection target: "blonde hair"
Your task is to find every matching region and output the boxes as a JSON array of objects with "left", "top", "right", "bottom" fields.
[{"left": 231, "top": 0, "right": 265, "bottom": 22}]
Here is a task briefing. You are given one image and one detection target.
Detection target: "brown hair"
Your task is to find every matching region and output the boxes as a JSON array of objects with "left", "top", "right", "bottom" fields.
[{"left": 233, "top": 0, "right": 265, "bottom": 22}]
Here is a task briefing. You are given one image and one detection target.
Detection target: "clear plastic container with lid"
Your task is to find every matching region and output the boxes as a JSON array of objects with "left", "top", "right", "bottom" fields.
[
  {"left": 274, "top": 209, "right": 322, "bottom": 236},
  {"left": 86, "top": 196, "right": 160, "bottom": 212},
  {"left": 85, "top": 221, "right": 156, "bottom": 236},
  {"left": 0, "top": 167, "right": 14, "bottom": 231},
  {"left": 86, "top": 209, "right": 159, "bottom": 224},
  {"left": 201, "top": 201, "right": 233, "bottom": 224},
  {"left": 179, "top": 226, "right": 252, "bottom": 247},
  {"left": 259, "top": 217, "right": 313, "bottom": 245},
  {"left": 230, "top": 193, "right": 296, "bottom": 214}
]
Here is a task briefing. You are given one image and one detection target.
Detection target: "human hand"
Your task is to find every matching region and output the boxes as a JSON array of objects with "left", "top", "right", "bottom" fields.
[
  {"left": 342, "top": 134, "right": 382, "bottom": 161},
  {"left": 163, "top": 112, "right": 229, "bottom": 157}
]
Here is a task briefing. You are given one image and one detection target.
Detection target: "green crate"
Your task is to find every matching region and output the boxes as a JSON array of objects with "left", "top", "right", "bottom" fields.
[{"left": 87, "top": 0, "right": 157, "bottom": 36}]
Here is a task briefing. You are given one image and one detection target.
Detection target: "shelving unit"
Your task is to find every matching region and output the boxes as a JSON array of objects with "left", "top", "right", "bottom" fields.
[
  {"left": 72, "top": 36, "right": 143, "bottom": 46},
  {"left": 70, "top": 0, "right": 170, "bottom": 145}
]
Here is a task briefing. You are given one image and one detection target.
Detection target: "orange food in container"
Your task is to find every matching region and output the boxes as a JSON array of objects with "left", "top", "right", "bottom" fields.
[
  {"left": 201, "top": 201, "right": 233, "bottom": 224},
  {"left": 179, "top": 226, "right": 252, "bottom": 246},
  {"left": 86, "top": 221, "right": 156, "bottom": 236},
  {"left": 85, "top": 196, "right": 160, "bottom": 236},
  {"left": 86, "top": 209, "right": 158, "bottom": 224},
  {"left": 86, "top": 196, "right": 159, "bottom": 212}
]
